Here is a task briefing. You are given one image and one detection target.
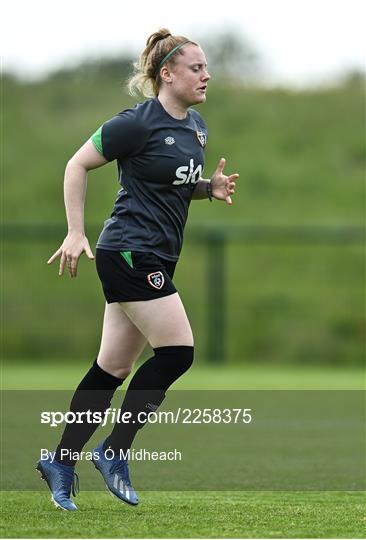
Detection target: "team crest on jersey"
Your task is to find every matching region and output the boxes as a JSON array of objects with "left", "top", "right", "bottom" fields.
[
  {"left": 147, "top": 271, "right": 165, "bottom": 290},
  {"left": 196, "top": 131, "right": 206, "bottom": 147}
]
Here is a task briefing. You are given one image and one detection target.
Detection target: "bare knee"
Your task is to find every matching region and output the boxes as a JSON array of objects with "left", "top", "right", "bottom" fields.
[
  {"left": 96, "top": 301, "right": 147, "bottom": 380},
  {"left": 96, "top": 355, "right": 133, "bottom": 380}
]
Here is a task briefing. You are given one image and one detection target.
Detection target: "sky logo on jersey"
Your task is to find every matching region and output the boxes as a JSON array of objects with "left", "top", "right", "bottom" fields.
[
  {"left": 147, "top": 271, "right": 165, "bottom": 290},
  {"left": 173, "top": 158, "right": 203, "bottom": 185}
]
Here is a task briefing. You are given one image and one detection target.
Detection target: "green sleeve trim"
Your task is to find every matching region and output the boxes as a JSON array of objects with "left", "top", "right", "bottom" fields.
[
  {"left": 120, "top": 251, "right": 133, "bottom": 269},
  {"left": 91, "top": 126, "right": 103, "bottom": 155}
]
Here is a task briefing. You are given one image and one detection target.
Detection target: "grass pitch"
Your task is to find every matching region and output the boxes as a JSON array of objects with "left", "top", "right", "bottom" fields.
[
  {"left": 1, "top": 491, "right": 365, "bottom": 538},
  {"left": 1, "top": 362, "right": 364, "bottom": 538},
  {"left": 3, "top": 361, "right": 363, "bottom": 390}
]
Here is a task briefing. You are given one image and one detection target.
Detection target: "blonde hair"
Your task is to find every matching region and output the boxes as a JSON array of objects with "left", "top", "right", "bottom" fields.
[{"left": 128, "top": 28, "right": 197, "bottom": 97}]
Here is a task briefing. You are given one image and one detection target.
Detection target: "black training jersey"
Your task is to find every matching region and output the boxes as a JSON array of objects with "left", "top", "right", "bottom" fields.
[{"left": 91, "top": 97, "right": 207, "bottom": 261}]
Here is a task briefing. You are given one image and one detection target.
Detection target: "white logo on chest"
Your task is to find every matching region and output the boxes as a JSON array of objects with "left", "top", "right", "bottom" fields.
[
  {"left": 165, "top": 136, "right": 175, "bottom": 145},
  {"left": 173, "top": 158, "right": 202, "bottom": 185}
]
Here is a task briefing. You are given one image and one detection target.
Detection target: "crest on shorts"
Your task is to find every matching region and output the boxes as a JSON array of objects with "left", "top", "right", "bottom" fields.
[
  {"left": 147, "top": 271, "right": 165, "bottom": 290},
  {"left": 196, "top": 131, "right": 207, "bottom": 148}
]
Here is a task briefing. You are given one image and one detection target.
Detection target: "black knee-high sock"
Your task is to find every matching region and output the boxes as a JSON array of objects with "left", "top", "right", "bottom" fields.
[
  {"left": 55, "top": 359, "right": 123, "bottom": 466},
  {"left": 104, "top": 345, "right": 194, "bottom": 454}
]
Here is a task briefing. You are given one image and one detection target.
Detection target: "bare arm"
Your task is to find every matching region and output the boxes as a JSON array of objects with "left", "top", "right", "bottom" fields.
[
  {"left": 191, "top": 178, "right": 211, "bottom": 200},
  {"left": 48, "top": 140, "right": 108, "bottom": 278}
]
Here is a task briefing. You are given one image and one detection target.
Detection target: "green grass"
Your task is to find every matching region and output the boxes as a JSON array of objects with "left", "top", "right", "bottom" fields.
[
  {"left": 1, "top": 491, "right": 365, "bottom": 538},
  {"left": 2, "top": 361, "right": 364, "bottom": 390},
  {"left": 1, "top": 363, "right": 365, "bottom": 537},
  {"left": 3, "top": 69, "right": 364, "bottom": 539},
  {"left": 4, "top": 76, "right": 364, "bottom": 226},
  {"left": 3, "top": 75, "right": 365, "bottom": 365},
  {"left": 3, "top": 240, "right": 364, "bottom": 366}
]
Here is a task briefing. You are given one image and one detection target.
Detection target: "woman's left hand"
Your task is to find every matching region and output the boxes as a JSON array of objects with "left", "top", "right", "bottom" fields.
[{"left": 210, "top": 158, "right": 239, "bottom": 205}]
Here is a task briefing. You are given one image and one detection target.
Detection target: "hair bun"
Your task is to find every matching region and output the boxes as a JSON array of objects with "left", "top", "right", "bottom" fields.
[
  {"left": 146, "top": 28, "right": 172, "bottom": 49},
  {"left": 129, "top": 29, "right": 193, "bottom": 98}
]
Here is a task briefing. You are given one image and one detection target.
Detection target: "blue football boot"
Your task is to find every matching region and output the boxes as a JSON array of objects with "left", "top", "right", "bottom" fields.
[
  {"left": 36, "top": 454, "right": 79, "bottom": 511},
  {"left": 92, "top": 441, "right": 138, "bottom": 505}
]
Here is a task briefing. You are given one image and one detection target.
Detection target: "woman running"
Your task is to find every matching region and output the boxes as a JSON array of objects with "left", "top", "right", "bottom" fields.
[{"left": 36, "top": 28, "right": 239, "bottom": 510}]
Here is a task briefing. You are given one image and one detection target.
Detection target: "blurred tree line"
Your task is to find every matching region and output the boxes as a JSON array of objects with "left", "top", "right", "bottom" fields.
[
  {"left": 38, "top": 29, "right": 260, "bottom": 84},
  {"left": 2, "top": 34, "right": 364, "bottom": 365}
]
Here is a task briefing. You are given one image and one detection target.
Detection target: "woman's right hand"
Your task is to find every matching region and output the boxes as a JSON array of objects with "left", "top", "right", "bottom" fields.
[{"left": 47, "top": 232, "right": 95, "bottom": 278}]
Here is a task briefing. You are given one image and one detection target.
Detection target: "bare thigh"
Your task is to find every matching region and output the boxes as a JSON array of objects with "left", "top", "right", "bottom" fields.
[
  {"left": 120, "top": 292, "right": 194, "bottom": 349},
  {"left": 97, "top": 302, "right": 147, "bottom": 379}
]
